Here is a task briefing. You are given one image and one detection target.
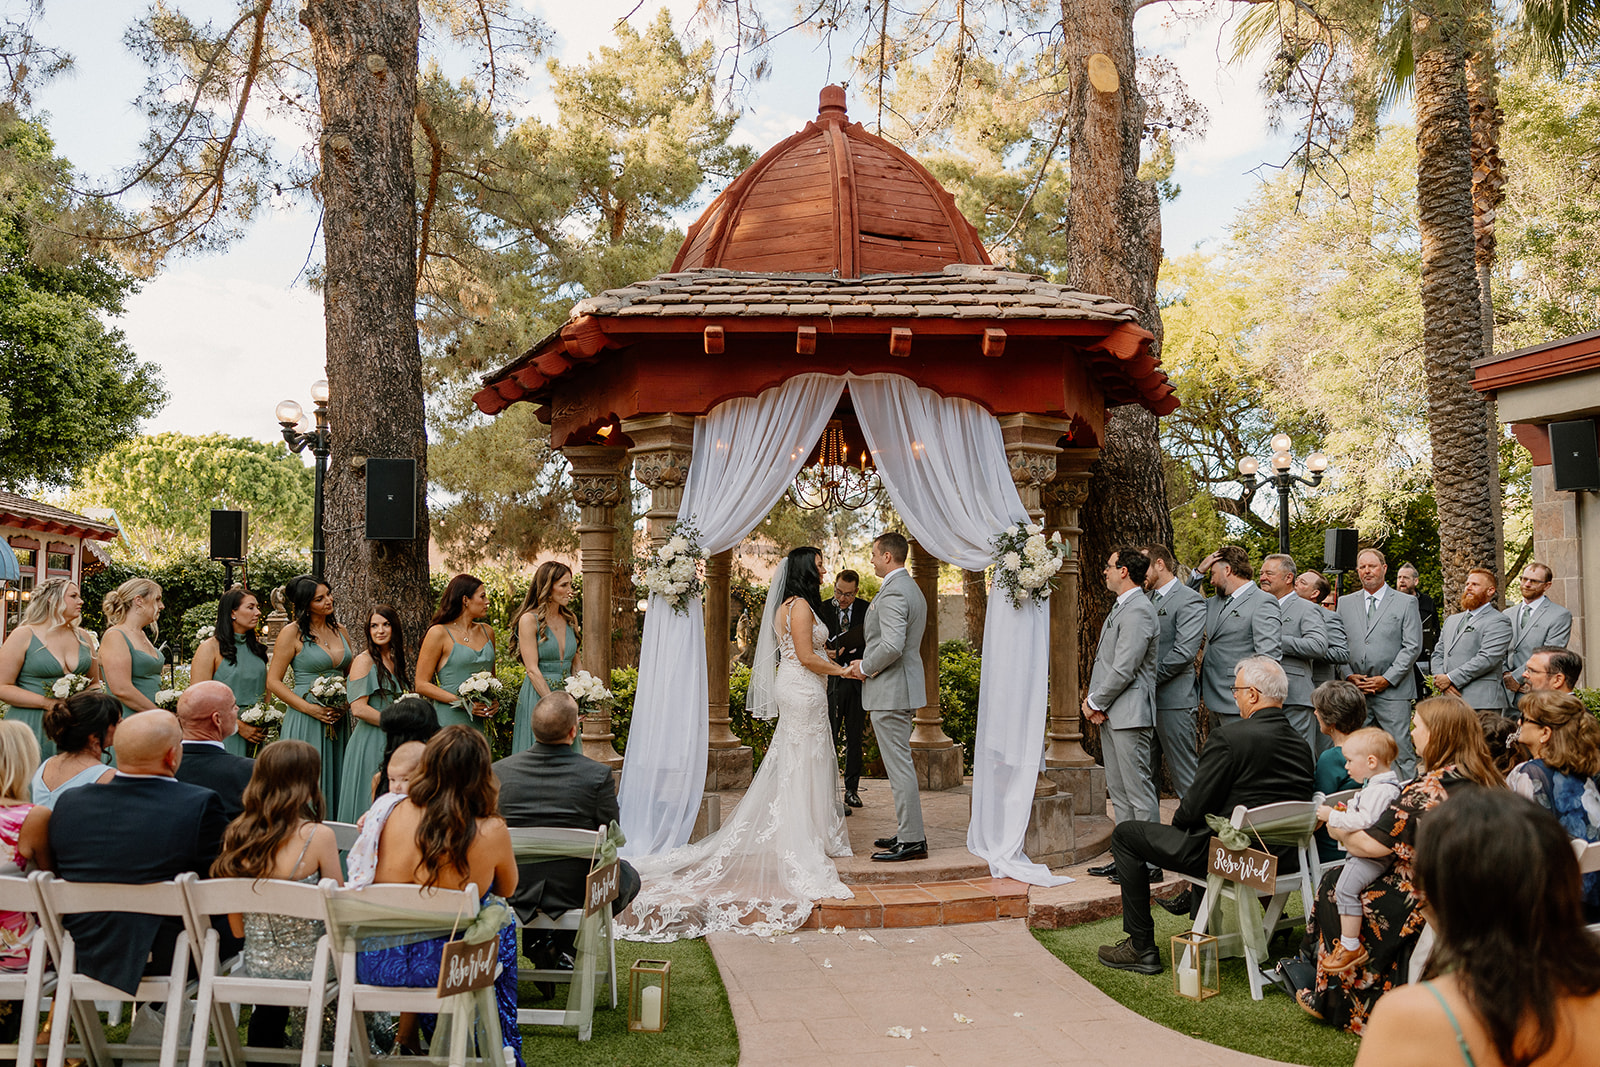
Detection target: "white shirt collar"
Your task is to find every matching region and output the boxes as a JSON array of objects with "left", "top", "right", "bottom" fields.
[
  {"left": 1520, "top": 595, "right": 1547, "bottom": 613},
  {"left": 183, "top": 739, "right": 226, "bottom": 749},
  {"left": 113, "top": 771, "right": 178, "bottom": 781},
  {"left": 1467, "top": 602, "right": 1494, "bottom": 619},
  {"left": 883, "top": 566, "right": 908, "bottom": 584},
  {"left": 1278, "top": 591, "right": 1296, "bottom": 605},
  {"left": 1367, "top": 587, "right": 1386, "bottom": 603},
  {"left": 1115, "top": 586, "right": 1142, "bottom": 607},
  {"left": 1154, "top": 576, "right": 1180, "bottom": 598},
  {"left": 1229, "top": 582, "right": 1252, "bottom": 601}
]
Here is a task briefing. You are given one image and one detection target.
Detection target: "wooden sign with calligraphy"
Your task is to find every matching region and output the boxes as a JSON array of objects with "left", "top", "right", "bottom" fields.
[
  {"left": 436, "top": 937, "right": 499, "bottom": 997},
  {"left": 585, "top": 860, "right": 621, "bottom": 917},
  {"left": 1207, "top": 837, "right": 1278, "bottom": 895}
]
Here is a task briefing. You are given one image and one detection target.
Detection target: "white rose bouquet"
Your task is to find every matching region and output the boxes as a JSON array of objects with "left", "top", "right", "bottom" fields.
[
  {"left": 456, "top": 671, "right": 504, "bottom": 717},
  {"left": 637, "top": 520, "right": 705, "bottom": 615},
  {"left": 239, "top": 700, "right": 287, "bottom": 751},
  {"left": 563, "top": 670, "right": 614, "bottom": 714},
  {"left": 308, "top": 674, "right": 349, "bottom": 739},
  {"left": 49, "top": 673, "right": 94, "bottom": 700},
  {"left": 153, "top": 688, "right": 182, "bottom": 710},
  {"left": 991, "top": 522, "right": 1067, "bottom": 608},
  {"left": 191, "top": 625, "right": 216, "bottom": 653}
]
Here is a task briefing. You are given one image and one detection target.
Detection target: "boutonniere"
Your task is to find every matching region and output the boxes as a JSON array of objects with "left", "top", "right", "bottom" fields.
[
  {"left": 1158, "top": 608, "right": 1168, "bottom": 617},
  {"left": 1464, "top": 625, "right": 1476, "bottom": 634}
]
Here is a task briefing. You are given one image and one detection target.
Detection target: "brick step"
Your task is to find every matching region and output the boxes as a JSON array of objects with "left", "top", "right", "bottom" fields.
[{"left": 800, "top": 878, "right": 1031, "bottom": 929}]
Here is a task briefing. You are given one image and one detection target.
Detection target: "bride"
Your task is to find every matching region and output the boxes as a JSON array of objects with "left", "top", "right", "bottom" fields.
[{"left": 616, "top": 546, "right": 856, "bottom": 940}]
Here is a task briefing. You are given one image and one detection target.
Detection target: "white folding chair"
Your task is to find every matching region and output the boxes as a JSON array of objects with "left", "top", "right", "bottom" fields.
[
  {"left": 34, "top": 872, "right": 197, "bottom": 1067},
  {"left": 1308, "top": 787, "right": 1360, "bottom": 886},
  {"left": 1175, "top": 797, "right": 1322, "bottom": 1000},
  {"left": 1574, "top": 839, "right": 1600, "bottom": 935},
  {"left": 322, "top": 881, "right": 504, "bottom": 1067},
  {"left": 506, "top": 826, "right": 618, "bottom": 1042},
  {"left": 325, "top": 823, "right": 360, "bottom": 852},
  {"left": 182, "top": 876, "right": 340, "bottom": 1067},
  {"left": 0, "top": 874, "right": 57, "bottom": 1067}
]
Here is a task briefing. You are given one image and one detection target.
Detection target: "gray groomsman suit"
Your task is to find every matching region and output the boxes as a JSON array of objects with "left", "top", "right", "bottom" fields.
[
  {"left": 1337, "top": 585, "right": 1423, "bottom": 777},
  {"left": 1200, "top": 583, "right": 1282, "bottom": 722},
  {"left": 1149, "top": 577, "right": 1206, "bottom": 797},
  {"left": 860, "top": 567, "right": 927, "bottom": 844},
  {"left": 1087, "top": 587, "right": 1160, "bottom": 824},
  {"left": 1314, "top": 610, "right": 1349, "bottom": 688},
  {"left": 1276, "top": 591, "right": 1329, "bottom": 754},
  {"left": 1434, "top": 604, "right": 1513, "bottom": 712},
  {"left": 1504, "top": 596, "right": 1573, "bottom": 707}
]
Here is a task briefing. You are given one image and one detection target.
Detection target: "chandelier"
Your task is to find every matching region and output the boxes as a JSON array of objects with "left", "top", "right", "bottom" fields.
[{"left": 789, "top": 420, "right": 885, "bottom": 511}]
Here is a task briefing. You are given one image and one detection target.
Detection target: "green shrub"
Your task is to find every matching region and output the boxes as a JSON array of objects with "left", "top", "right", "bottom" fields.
[{"left": 937, "top": 639, "right": 981, "bottom": 774}]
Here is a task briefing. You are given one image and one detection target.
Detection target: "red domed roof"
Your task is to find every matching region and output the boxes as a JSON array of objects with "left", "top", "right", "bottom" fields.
[{"left": 673, "top": 86, "right": 991, "bottom": 277}]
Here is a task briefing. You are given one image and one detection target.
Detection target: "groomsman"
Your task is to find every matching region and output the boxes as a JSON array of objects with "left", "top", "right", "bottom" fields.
[
  {"left": 1432, "top": 567, "right": 1513, "bottom": 712},
  {"left": 1500, "top": 562, "right": 1572, "bottom": 708},
  {"left": 1336, "top": 548, "right": 1423, "bottom": 778},
  {"left": 1082, "top": 549, "right": 1160, "bottom": 825},
  {"left": 1259, "top": 554, "right": 1327, "bottom": 753},
  {"left": 1143, "top": 545, "right": 1206, "bottom": 797},
  {"left": 1295, "top": 570, "right": 1348, "bottom": 689},
  {"left": 821, "top": 569, "right": 869, "bottom": 808},
  {"left": 1523, "top": 646, "right": 1583, "bottom": 694},
  {"left": 1197, "top": 546, "right": 1282, "bottom": 724}
]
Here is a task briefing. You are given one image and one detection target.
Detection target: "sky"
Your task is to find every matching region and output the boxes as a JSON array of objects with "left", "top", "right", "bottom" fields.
[{"left": 26, "top": 0, "right": 1299, "bottom": 444}]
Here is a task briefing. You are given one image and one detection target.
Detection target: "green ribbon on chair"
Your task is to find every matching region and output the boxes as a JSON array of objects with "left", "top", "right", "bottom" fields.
[
  {"left": 1200, "top": 811, "right": 1315, "bottom": 964},
  {"left": 510, "top": 822, "right": 626, "bottom": 1025}
]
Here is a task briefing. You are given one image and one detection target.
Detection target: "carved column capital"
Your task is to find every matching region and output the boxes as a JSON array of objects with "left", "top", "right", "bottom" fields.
[
  {"left": 564, "top": 445, "right": 629, "bottom": 530},
  {"left": 622, "top": 414, "right": 696, "bottom": 546},
  {"left": 998, "top": 414, "right": 1070, "bottom": 519}
]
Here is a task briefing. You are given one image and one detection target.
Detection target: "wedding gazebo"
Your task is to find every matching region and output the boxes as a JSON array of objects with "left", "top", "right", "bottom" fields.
[{"left": 474, "top": 86, "right": 1175, "bottom": 882}]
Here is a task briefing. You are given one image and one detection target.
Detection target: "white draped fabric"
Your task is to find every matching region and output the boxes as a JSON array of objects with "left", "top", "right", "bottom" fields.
[
  {"left": 847, "top": 374, "right": 1068, "bottom": 886},
  {"left": 617, "top": 373, "right": 845, "bottom": 857}
]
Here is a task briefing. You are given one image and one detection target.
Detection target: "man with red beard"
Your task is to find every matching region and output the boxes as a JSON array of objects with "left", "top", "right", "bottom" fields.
[{"left": 1431, "top": 568, "right": 1513, "bottom": 712}]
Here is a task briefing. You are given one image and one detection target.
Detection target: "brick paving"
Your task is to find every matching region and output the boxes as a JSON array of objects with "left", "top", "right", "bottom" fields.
[{"left": 709, "top": 919, "right": 1294, "bottom": 1067}]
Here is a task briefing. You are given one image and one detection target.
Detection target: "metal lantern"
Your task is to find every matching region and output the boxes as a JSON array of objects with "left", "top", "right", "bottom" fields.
[
  {"left": 628, "top": 958, "right": 671, "bottom": 1032},
  {"left": 1171, "top": 931, "right": 1220, "bottom": 1001}
]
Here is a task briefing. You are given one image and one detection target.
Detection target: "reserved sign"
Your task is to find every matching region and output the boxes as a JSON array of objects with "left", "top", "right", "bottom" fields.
[
  {"left": 1207, "top": 837, "right": 1278, "bottom": 894},
  {"left": 585, "top": 860, "right": 621, "bottom": 917},
  {"left": 436, "top": 937, "right": 499, "bottom": 997}
]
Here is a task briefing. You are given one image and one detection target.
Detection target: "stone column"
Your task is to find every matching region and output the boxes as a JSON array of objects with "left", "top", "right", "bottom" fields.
[
  {"left": 908, "top": 538, "right": 963, "bottom": 789},
  {"left": 622, "top": 414, "right": 695, "bottom": 548},
  {"left": 1043, "top": 448, "right": 1100, "bottom": 770},
  {"left": 565, "top": 444, "right": 630, "bottom": 771},
  {"left": 704, "top": 548, "right": 753, "bottom": 789}
]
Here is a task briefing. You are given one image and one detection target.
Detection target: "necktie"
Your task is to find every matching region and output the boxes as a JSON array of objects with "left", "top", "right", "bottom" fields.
[
  {"left": 1366, "top": 594, "right": 1375, "bottom": 621},
  {"left": 1521, "top": 603, "right": 1532, "bottom": 628},
  {"left": 1152, "top": 590, "right": 1164, "bottom": 607}
]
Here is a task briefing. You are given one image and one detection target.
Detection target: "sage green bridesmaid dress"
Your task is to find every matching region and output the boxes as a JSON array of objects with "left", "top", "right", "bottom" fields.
[
  {"left": 511, "top": 621, "right": 579, "bottom": 755},
  {"left": 212, "top": 638, "right": 268, "bottom": 758},
  {"left": 431, "top": 632, "right": 495, "bottom": 736},
  {"left": 12, "top": 632, "right": 93, "bottom": 758},
  {"left": 281, "top": 631, "right": 352, "bottom": 812},
  {"left": 339, "top": 665, "right": 401, "bottom": 822}
]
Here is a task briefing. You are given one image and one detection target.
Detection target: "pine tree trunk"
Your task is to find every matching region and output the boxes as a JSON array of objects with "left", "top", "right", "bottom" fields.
[
  {"left": 302, "top": 0, "right": 433, "bottom": 642},
  {"left": 1060, "top": 0, "right": 1175, "bottom": 739},
  {"left": 962, "top": 569, "right": 987, "bottom": 645},
  {"left": 1467, "top": 0, "right": 1507, "bottom": 584},
  {"left": 1414, "top": 0, "right": 1499, "bottom": 607}
]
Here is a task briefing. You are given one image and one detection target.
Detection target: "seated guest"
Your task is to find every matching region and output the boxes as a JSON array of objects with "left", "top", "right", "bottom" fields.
[
  {"left": 1521, "top": 645, "right": 1583, "bottom": 695},
  {"left": 175, "top": 681, "right": 254, "bottom": 821},
  {"left": 31, "top": 691, "right": 118, "bottom": 809},
  {"left": 212, "top": 740, "right": 342, "bottom": 1050},
  {"left": 372, "top": 696, "right": 440, "bottom": 802},
  {"left": 1509, "top": 690, "right": 1600, "bottom": 920},
  {"left": 494, "top": 692, "right": 640, "bottom": 971},
  {"left": 1312, "top": 681, "right": 1365, "bottom": 862},
  {"left": 47, "top": 710, "right": 227, "bottom": 994},
  {"left": 1355, "top": 790, "right": 1600, "bottom": 1067},
  {"left": 1477, "top": 711, "right": 1526, "bottom": 777},
  {"left": 354, "top": 727, "right": 521, "bottom": 1066},
  {"left": 0, "top": 721, "right": 51, "bottom": 971},
  {"left": 1300, "top": 696, "right": 1503, "bottom": 1031},
  {"left": 1097, "top": 657, "right": 1314, "bottom": 974}
]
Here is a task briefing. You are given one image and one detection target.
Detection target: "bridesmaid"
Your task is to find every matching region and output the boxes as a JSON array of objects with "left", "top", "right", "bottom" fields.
[
  {"left": 190, "top": 586, "right": 269, "bottom": 756},
  {"left": 100, "top": 578, "right": 165, "bottom": 717},
  {"left": 414, "top": 575, "right": 497, "bottom": 737},
  {"left": 0, "top": 578, "right": 99, "bottom": 758},
  {"left": 509, "top": 561, "right": 580, "bottom": 755},
  {"left": 338, "top": 605, "right": 411, "bottom": 823},
  {"left": 265, "top": 575, "right": 353, "bottom": 812}
]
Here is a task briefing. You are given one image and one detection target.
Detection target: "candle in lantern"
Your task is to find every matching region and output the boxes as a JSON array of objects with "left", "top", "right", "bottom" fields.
[
  {"left": 1178, "top": 965, "right": 1199, "bottom": 998},
  {"left": 641, "top": 985, "right": 663, "bottom": 1029}
]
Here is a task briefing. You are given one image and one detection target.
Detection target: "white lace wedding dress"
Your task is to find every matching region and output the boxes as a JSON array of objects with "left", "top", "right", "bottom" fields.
[{"left": 615, "top": 604, "right": 853, "bottom": 941}]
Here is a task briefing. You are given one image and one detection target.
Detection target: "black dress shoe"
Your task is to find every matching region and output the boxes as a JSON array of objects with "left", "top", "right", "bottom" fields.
[
  {"left": 1097, "top": 937, "right": 1162, "bottom": 975},
  {"left": 1147, "top": 867, "right": 1164, "bottom": 882},
  {"left": 843, "top": 807, "right": 852, "bottom": 817},
  {"left": 874, "top": 835, "right": 898, "bottom": 849},
  {"left": 844, "top": 791, "right": 863, "bottom": 808},
  {"left": 1155, "top": 889, "right": 1194, "bottom": 916},
  {"left": 871, "top": 840, "right": 928, "bottom": 862},
  {"left": 1087, "top": 861, "right": 1117, "bottom": 877}
]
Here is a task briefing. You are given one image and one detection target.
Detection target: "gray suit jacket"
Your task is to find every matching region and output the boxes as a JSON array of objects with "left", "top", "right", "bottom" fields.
[
  {"left": 1335, "top": 586, "right": 1422, "bottom": 700},
  {"left": 861, "top": 568, "right": 927, "bottom": 712},
  {"left": 1276, "top": 592, "right": 1329, "bottom": 708},
  {"left": 1435, "top": 606, "right": 1513, "bottom": 710},
  {"left": 1088, "top": 593, "right": 1159, "bottom": 729},
  {"left": 1151, "top": 581, "right": 1205, "bottom": 710},
  {"left": 1504, "top": 598, "right": 1573, "bottom": 703},
  {"left": 1200, "top": 583, "right": 1282, "bottom": 716},
  {"left": 1313, "top": 609, "right": 1349, "bottom": 688}
]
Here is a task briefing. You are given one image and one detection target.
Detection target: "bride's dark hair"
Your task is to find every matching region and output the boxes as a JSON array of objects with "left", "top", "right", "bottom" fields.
[{"left": 779, "top": 547, "right": 826, "bottom": 620}]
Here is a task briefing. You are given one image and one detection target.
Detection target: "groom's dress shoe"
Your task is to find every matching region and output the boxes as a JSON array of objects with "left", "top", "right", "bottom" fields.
[
  {"left": 872, "top": 840, "right": 928, "bottom": 862},
  {"left": 873, "top": 835, "right": 898, "bottom": 850},
  {"left": 1087, "top": 861, "right": 1117, "bottom": 878},
  {"left": 844, "top": 791, "right": 863, "bottom": 808}
]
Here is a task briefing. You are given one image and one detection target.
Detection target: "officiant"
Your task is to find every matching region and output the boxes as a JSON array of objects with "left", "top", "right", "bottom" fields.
[{"left": 821, "top": 569, "right": 869, "bottom": 809}]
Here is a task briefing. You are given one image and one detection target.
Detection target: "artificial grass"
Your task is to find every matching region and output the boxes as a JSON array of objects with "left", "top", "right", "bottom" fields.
[
  {"left": 516, "top": 937, "right": 739, "bottom": 1067},
  {"left": 1032, "top": 906, "right": 1360, "bottom": 1067}
]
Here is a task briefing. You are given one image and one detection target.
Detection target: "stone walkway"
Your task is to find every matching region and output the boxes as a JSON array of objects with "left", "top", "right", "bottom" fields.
[{"left": 709, "top": 919, "right": 1294, "bottom": 1067}]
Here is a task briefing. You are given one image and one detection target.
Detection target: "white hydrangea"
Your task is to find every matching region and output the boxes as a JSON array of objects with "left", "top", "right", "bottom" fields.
[
  {"left": 666, "top": 535, "right": 690, "bottom": 556},
  {"left": 1002, "top": 551, "right": 1022, "bottom": 571}
]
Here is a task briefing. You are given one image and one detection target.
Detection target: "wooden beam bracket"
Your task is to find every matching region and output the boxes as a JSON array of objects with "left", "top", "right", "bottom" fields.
[
  {"left": 889, "top": 327, "right": 913, "bottom": 357},
  {"left": 796, "top": 325, "right": 817, "bottom": 355},
  {"left": 982, "top": 328, "right": 1006, "bottom": 358},
  {"left": 704, "top": 324, "right": 725, "bottom": 354}
]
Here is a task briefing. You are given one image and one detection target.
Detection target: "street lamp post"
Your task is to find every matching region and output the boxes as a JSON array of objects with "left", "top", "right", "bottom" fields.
[
  {"left": 276, "top": 380, "right": 332, "bottom": 581},
  {"left": 1237, "top": 433, "right": 1328, "bottom": 555}
]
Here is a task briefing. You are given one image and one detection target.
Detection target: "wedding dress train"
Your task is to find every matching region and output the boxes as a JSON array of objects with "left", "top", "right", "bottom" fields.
[{"left": 615, "top": 607, "right": 853, "bottom": 941}]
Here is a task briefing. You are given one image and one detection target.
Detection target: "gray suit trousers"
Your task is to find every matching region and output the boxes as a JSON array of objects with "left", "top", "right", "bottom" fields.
[
  {"left": 1283, "top": 704, "right": 1319, "bottom": 757},
  {"left": 1153, "top": 704, "right": 1200, "bottom": 798},
  {"left": 1101, "top": 723, "right": 1158, "bottom": 824},
  {"left": 870, "top": 708, "right": 925, "bottom": 842},
  {"left": 1367, "top": 694, "right": 1417, "bottom": 779}
]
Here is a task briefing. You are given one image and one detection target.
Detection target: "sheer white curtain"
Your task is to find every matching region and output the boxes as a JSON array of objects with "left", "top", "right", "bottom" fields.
[
  {"left": 848, "top": 373, "right": 1067, "bottom": 887},
  {"left": 618, "top": 373, "right": 846, "bottom": 857}
]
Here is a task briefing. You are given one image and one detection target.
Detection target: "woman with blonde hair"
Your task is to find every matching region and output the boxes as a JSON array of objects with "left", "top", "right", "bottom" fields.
[
  {"left": 508, "top": 561, "right": 579, "bottom": 754},
  {"left": 0, "top": 721, "right": 53, "bottom": 970},
  {"left": 1510, "top": 689, "right": 1600, "bottom": 919},
  {"left": 100, "top": 577, "right": 164, "bottom": 716},
  {"left": 0, "top": 578, "right": 99, "bottom": 758}
]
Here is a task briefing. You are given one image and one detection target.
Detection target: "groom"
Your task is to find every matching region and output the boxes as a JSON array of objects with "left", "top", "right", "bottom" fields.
[{"left": 846, "top": 531, "right": 928, "bottom": 862}]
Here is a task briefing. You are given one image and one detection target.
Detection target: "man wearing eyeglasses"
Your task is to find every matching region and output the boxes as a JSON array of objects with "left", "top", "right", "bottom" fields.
[
  {"left": 1521, "top": 646, "right": 1583, "bottom": 696},
  {"left": 1501, "top": 563, "right": 1572, "bottom": 708}
]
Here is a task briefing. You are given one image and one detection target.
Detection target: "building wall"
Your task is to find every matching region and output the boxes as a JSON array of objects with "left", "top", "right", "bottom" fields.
[{"left": 1529, "top": 465, "right": 1600, "bottom": 678}]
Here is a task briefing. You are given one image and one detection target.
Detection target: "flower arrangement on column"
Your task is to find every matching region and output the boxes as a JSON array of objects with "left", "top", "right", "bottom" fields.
[
  {"left": 638, "top": 520, "right": 705, "bottom": 614},
  {"left": 991, "top": 523, "right": 1068, "bottom": 607}
]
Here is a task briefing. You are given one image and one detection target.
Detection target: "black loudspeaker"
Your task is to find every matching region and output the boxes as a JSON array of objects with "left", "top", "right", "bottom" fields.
[
  {"left": 365, "top": 458, "right": 417, "bottom": 540},
  {"left": 1550, "top": 419, "right": 1600, "bottom": 492},
  {"left": 1324, "top": 528, "right": 1359, "bottom": 573},
  {"left": 209, "top": 510, "right": 247, "bottom": 561}
]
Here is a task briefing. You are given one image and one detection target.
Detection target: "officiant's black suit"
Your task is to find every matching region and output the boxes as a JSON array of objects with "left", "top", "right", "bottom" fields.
[
  {"left": 820, "top": 595, "right": 870, "bottom": 795},
  {"left": 176, "top": 740, "right": 254, "bottom": 821},
  {"left": 48, "top": 775, "right": 228, "bottom": 994}
]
